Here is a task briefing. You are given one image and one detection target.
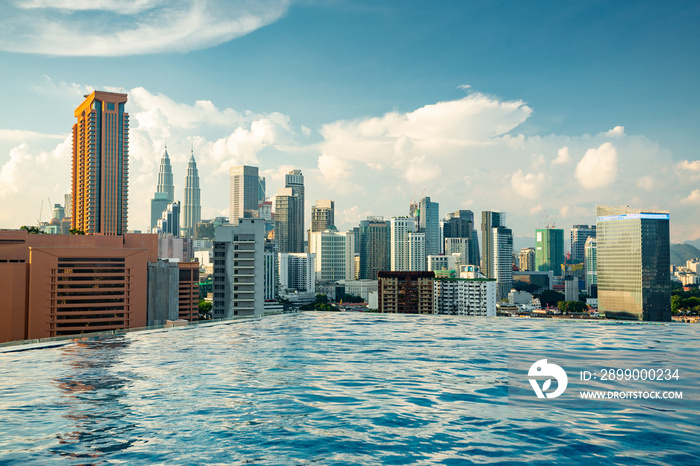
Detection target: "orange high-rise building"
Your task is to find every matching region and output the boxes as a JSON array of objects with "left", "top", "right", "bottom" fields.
[{"left": 72, "top": 91, "right": 129, "bottom": 235}]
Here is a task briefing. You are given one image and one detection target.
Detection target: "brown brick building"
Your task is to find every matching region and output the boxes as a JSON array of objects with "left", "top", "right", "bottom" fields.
[
  {"left": 0, "top": 230, "right": 157, "bottom": 343},
  {"left": 377, "top": 271, "right": 435, "bottom": 314},
  {"left": 178, "top": 261, "right": 199, "bottom": 321}
]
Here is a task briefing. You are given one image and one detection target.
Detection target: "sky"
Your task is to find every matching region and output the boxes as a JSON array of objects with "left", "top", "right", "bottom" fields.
[{"left": 1, "top": 0, "right": 699, "bottom": 245}]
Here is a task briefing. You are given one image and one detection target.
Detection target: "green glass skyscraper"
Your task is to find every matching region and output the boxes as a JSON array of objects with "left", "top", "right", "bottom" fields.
[
  {"left": 596, "top": 205, "right": 670, "bottom": 321},
  {"left": 535, "top": 228, "right": 564, "bottom": 275}
]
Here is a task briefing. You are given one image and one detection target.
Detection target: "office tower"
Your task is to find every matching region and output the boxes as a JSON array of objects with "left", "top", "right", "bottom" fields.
[
  {"left": 258, "top": 176, "right": 266, "bottom": 204},
  {"left": 264, "top": 240, "right": 279, "bottom": 300},
  {"left": 157, "top": 147, "right": 175, "bottom": 201},
  {"left": 285, "top": 169, "right": 305, "bottom": 244},
  {"left": 585, "top": 237, "right": 597, "bottom": 296},
  {"left": 212, "top": 218, "right": 265, "bottom": 319},
  {"left": 156, "top": 201, "right": 180, "bottom": 236},
  {"left": 391, "top": 217, "right": 416, "bottom": 271},
  {"left": 230, "top": 165, "right": 260, "bottom": 221},
  {"left": 434, "top": 278, "right": 497, "bottom": 316},
  {"left": 408, "top": 232, "right": 426, "bottom": 271},
  {"left": 378, "top": 271, "right": 435, "bottom": 314},
  {"left": 517, "top": 247, "right": 535, "bottom": 271},
  {"left": 481, "top": 211, "right": 506, "bottom": 277},
  {"left": 445, "top": 238, "right": 470, "bottom": 266},
  {"left": 571, "top": 225, "right": 596, "bottom": 262},
  {"left": 428, "top": 254, "right": 458, "bottom": 272},
  {"left": 279, "top": 252, "right": 315, "bottom": 293},
  {"left": 419, "top": 197, "right": 440, "bottom": 258},
  {"left": 444, "top": 210, "right": 479, "bottom": 265},
  {"left": 311, "top": 200, "right": 335, "bottom": 232},
  {"left": 275, "top": 187, "right": 303, "bottom": 253},
  {"left": 72, "top": 90, "right": 129, "bottom": 235},
  {"left": 535, "top": 228, "right": 565, "bottom": 275},
  {"left": 492, "top": 226, "right": 513, "bottom": 300},
  {"left": 596, "top": 205, "right": 671, "bottom": 321},
  {"left": 359, "top": 217, "right": 391, "bottom": 279},
  {"left": 309, "top": 227, "right": 354, "bottom": 282},
  {"left": 64, "top": 193, "right": 72, "bottom": 219},
  {"left": 150, "top": 193, "right": 170, "bottom": 231},
  {"left": 150, "top": 148, "right": 174, "bottom": 230},
  {"left": 181, "top": 151, "right": 201, "bottom": 238}
]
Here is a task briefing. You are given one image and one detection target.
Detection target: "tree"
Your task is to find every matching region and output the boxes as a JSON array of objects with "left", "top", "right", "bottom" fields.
[
  {"left": 539, "top": 290, "right": 565, "bottom": 308},
  {"left": 315, "top": 294, "right": 329, "bottom": 304},
  {"left": 20, "top": 225, "right": 43, "bottom": 234},
  {"left": 198, "top": 300, "right": 212, "bottom": 319},
  {"left": 69, "top": 228, "right": 85, "bottom": 235},
  {"left": 558, "top": 301, "right": 567, "bottom": 312},
  {"left": 567, "top": 301, "right": 588, "bottom": 314},
  {"left": 341, "top": 293, "right": 363, "bottom": 303}
]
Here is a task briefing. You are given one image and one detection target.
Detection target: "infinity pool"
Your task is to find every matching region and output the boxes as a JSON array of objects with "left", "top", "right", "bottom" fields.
[{"left": 0, "top": 313, "right": 698, "bottom": 465}]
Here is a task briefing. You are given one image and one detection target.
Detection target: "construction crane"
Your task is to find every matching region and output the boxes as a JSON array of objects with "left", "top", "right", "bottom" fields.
[
  {"left": 540, "top": 209, "right": 555, "bottom": 229},
  {"left": 37, "top": 199, "right": 44, "bottom": 226}
]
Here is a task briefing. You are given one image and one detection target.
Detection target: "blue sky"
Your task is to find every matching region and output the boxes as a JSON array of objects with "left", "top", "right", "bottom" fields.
[{"left": 1, "top": 0, "right": 699, "bottom": 243}]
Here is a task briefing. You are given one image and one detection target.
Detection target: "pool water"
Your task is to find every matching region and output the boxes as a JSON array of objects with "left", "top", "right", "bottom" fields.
[{"left": 0, "top": 312, "right": 698, "bottom": 465}]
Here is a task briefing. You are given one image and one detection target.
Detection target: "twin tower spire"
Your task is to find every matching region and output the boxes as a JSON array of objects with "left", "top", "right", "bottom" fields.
[{"left": 151, "top": 145, "right": 201, "bottom": 237}]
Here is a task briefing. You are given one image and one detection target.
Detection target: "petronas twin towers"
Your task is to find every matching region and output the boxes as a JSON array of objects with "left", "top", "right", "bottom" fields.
[{"left": 150, "top": 146, "right": 201, "bottom": 237}]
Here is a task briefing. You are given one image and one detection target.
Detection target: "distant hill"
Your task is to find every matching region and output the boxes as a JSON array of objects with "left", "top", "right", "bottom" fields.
[{"left": 670, "top": 243, "right": 700, "bottom": 266}]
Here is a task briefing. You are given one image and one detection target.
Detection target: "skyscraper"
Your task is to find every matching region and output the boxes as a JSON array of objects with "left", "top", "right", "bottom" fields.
[
  {"left": 286, "top": 170, "right": 305, "bottom": 243},
  {"left": 391, "top": 217, "right": 415, "bottom": 271},
  {"left": 584, "top": 236, "right": 597, "bottom": 296},
  {"left": 275, "top": 188, "right": 303, "bottom": 253},
  {"left": 419, "top": 197, "right": 440, "bottom": 258},
  {"left": 535, "top": 228, "right": 565, "bottom": 275},
  {"left": 518, "top": 247, "right": 536, "bottom": 271},
  {"left": 150, "top": 147, "right": 174, "bottom": 230},
  {"left": 230, "top": 165, "right": 260, "bottom": 221},
  {"left": 72, "top": 91, "right": 129, "bottom": 235},
  {"left": 181, "top": 151, "right": 201, "bottom": 238},
  {"left": 444, "top": 210, "right": 479, "bottom": 265},
  {"left": 275, "top": 170, "right": 305, "bottom": 253},
  {"left": 492, "top": 226, "right": 513, "bottom": 300},
  {"left": 157, "top": 146, "right": 175, "bottom": 201},
  {"left": 481, "top": 211, "right": 506, "bottom": 277},
  {"left": 311, "top": 200, "right": 335, "bottom": 232},
  {"left": 359, "top": 217, "right": 391, "bottom": 279},
  {"left": 571, "top": 224, "right": 596, "bottom": 262},
  {"left": 596, "top": 205, "right": 671, "bottom": 321}
]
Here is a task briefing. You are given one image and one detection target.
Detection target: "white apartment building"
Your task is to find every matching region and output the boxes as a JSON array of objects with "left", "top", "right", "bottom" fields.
[
  {"left": 279, "top": 252, "right": 316, "bottom": 293},
  {"left": 427, "top": 254, "right": 459, "bottom": 272},
  {"left": 434, "top": 278, "right": 497, "bottom": 317},
  {"left": 445, "top": 237, "right": 470, "bottom": 265},
  {"left": 212, "top": 218, "right": 265, "bottom": 319},
  {"left": 309, "top": 228, "right": 354, "bottom": 282},
  {"left": 408, "top": 232, "right": 426, "bottom": 271},
  {"left": 390, "top": 217, "right": 415, "bottom": 271}
]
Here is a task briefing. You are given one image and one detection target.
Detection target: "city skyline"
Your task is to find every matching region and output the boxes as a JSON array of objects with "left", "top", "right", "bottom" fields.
[{"left": 1, "top": 2, "right": 699, "bottom": 241}]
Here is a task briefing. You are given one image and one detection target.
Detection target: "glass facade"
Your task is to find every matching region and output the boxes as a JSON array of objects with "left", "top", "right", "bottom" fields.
[
  {"left": 596, "top": 205, "right": 671, "bottom": 321},
  {"left": 535, "top": 228, "right": 564, "bottom": 275}
]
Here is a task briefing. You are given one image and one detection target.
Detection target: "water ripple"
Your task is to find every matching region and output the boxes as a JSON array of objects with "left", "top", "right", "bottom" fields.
[{"left": 0, "top": 313, "right": 698, "bottom": 465}]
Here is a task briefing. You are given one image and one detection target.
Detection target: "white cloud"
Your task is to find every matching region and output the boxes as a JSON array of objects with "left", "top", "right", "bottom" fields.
[
  {"left": 605, "top": 126, "right": 625, "bottom": 137},
  {"left": 552, "top": 146, "right": 570, "bottom": 165},
  {"left": 636, "top": 175, "right": 655, "bottom": 191},
  {"left": 510, "top": 170, "right": 545, "bottom": 199},
  {"left": 676, "top": 160, "right": 700, "bottom": 181},
  {"left": 681, "top": 189, "right": 700, "bottom": 205},
  {"left": 0, "top": 0, "right": 290, "bottom": 56},
  {"left": 3, "top": 86, "right": 700, "bottom": 241},
  {"left": 575, "top": 142, "right": 618, "bottom": 189}
]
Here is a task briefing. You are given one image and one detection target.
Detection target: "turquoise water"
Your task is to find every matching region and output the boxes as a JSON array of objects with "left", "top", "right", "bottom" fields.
[{"left": 0, "top": 313, "right": 698, "bottom": 465}]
